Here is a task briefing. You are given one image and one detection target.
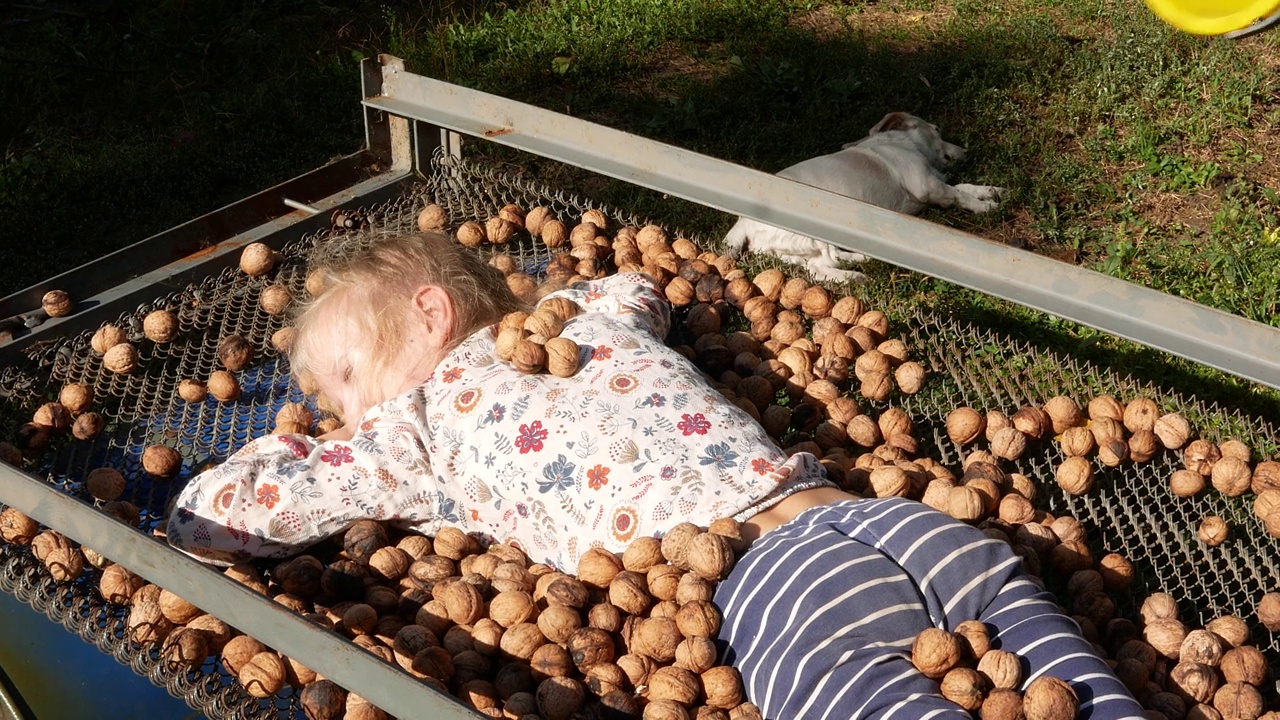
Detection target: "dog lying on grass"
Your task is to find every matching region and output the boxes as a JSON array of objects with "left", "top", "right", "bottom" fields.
[{"left": 723, "top": 112, "right": 1004, "bottom": 282}]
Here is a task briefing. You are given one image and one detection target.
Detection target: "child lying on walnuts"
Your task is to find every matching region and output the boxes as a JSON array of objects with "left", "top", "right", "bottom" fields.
[{"left": 167, "top": 231, "right": 1144, "bottom": 719}]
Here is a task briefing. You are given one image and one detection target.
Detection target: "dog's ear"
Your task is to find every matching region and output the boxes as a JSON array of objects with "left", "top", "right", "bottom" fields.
[{"left": 870, "top": 112, "right": 913, "bottom": 135}]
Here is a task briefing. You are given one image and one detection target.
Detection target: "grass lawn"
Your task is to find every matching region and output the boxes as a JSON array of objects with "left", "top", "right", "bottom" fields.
[{"left": 2, "top": 0, "right": 1278, "bottom": 416}]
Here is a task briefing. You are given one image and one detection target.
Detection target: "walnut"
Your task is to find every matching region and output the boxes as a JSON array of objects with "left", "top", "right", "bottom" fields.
[
  {"left": 127, "top": 597, "right": 175, "bottom": 644},
  {"left": 337, "top": 603, "right": 375, "bottom": 636},
  {"left": 544, "top": 575, "right": 590, "bottom": 608},
  {"left": 1170, "top": 469, "right": 1206, "bottom": 498},
  {"left": 298, "top": 679, "right": 347, "bottom": 720},
  {"left": 1097, "top": 437, "right": 1129, "bottom": 467},
  {"left": 912, "top": 627, "right": 961, "bottom": 679},
  {"left": 1011, "top": 406, "right": 1050, "bottom": 439},
  {"left": 860, "top": 371, "right": 892, "bottom": 403},
  {"left": 1198, "top": 516, "right": 1229, "bottom": 547},
  {"left": 536, "top": 676, "right": 585, "bottom": 720},
  {"left": 1124, "top": 397, "right": 1160, "bottom": 433},
  {"left": 566, "top": 548, "right": 619, "bottom": 590},
  {"left": 1214, "top": 682, "right": 1263, "bottom": 719},
  {"left": 1140, "top": 592, "right": 1180, "bottom": 624},
  {"left": 892, "top": 362, "right": 927, "bottom": 395},
  {"left": 42, "top": 289, "right": 73, "bottom": 317},
  {"left": 142, "top": 444, "right": 182, "bottom": 478},
  {"left": 946, "top": 408, "right": 986, "bottom": 445},
  {"left": 368, "top": 546, "right": 411, "bottom": 582},
  {"left": 71, "top": 412, "right": 105, "bottom": 441},
  {"left": 674, "top": 599, "right": 721, "bottom": 639},
  {"left": 217, "top": 334, "right": 254, "bottom": 371},
  {"left": 161, "top": 627, "right": 210, "bottom": 670},
  {"left": 1128, "top": 430, "right": 1159, "bottom": 462},
  {"left": 88, "top": 325, "right": 127, "bottom": 358},
  {"left": 99, "top": 564, "right": 144, "bottom": 604},
  {"left": 1219, "top": 646, "right": 1267, "bottom": 686},
  {"left": 619, "top": 536, "right": 663, "bottom": 574},
  {"left": 648, "top": 666, "right": 701, "bottom": 706},
  {"left": 435, "top": 579, "right": 485, "bottom": 625},
  {"left": 1256, "top": 592, "right": 1280, "bottom": 631},
  {"left": 1023, "top": 676, "right": 1077, "bottom": 720},
  {"left": 452, "top": 220, "right": 487, "bottom": 247},
  {"left": 219, "top": 635, "right": 268, "bottom": 676},
  {"left": 1057, "top": 426, "right": 1094, "bottom": 457},
  {"left": 1150, "top": 412, "right": 1192, "bottom": 450},
  {"left": 1055, "top": 456, "right": 1094, "bottom": 496},
  {"left": 174, "top": 378, "right": 208, "bottom": 404},
  {"left": 1195, "top": 619, "right": 1245, "bottom": 656},
  {"left": 632, "top": 617, "right": 682, "bottom": 662},
  {"left": 981, "top": 689, "right": 1024, "bottom": 720},
  {"left": 1211, "top": 458, "right": 1252, "bottom": 497},
  {"left": 410, "top": 645, "right": 455, "bottom": 681},
  {"left": 103, "top": 342, "right": 139, "bottom": 374},
  {"left": 252, "top": 285, "right": 292, "bottom": 317},
  {"left": 412, "top": 203, "right": 449, "bottom": 232},
  {"left": 83, "top": 467, "right": 126, "bottom": 502},
  {"left": 567, "top": 626, "right": 614, "bottom": 671},
  {"left": 531, "top": 643, "right": 575, "bottom": 681},
  {"left": 991, "top": 426, "right": 1028, "bottom": 461},
  {"left": 207, "top": 370, "right": 241, "bottom": 402},
  {"left": 1185, "top": 439, "right": 1221, "bottom": 476},
  {"left": 671, "top": 636, "right": 718, "bottom": 675},
  {"left": 939, "top": 667, "right": 985, "bottom": 712},
  {"left": 685, "top": 532, "right": 735, "bottom": 582},
  {"left": 488, "top": 591, "right": 536, "bottom": 629},
  {"left": 341, "top": 520, "right": 388, "bottom": 564},
  {"left": 1171, "top": 662, "right": 1220, "bottom": 704},
  {"left": 185, "top": 614, "right": 232, "bottom": 653},
  {"left": 1180, "top": 629, "right": 1226, "bottom": 667},
  {"left": 1147, "top": 618, "right": 1190, "bottom": 659},
  {"left": 533, "top": 605, "right": 581, "bottom": 646},
  {"left": 240, "top": 651, "right": 287, "bottom": 698},
  {"left": 607, "top": 570, "right": 652, "bottom": 617},
  {"left": 1250, "top": 461, "right": 1280, "bottom": 496},
  {"left": 43, "top": 545, "right": 83, "bottom": 582},
  {"left": 587, "top": 602, "right": 623, "bottom": 634},
  {"left": 644, "top": 699, "right": 692, "bottom": 720},
  {"left": 481, "top": 213, "right": 512, "bottom": 244},
  {"left": 158, "top": 588, "right": 201, "bottom": 624},
  {"left": 978, "top": 648, "right": 1022, "bottom": 690},
  {"left": 661, "top": 523, "right": 701, "bottom": 569}
]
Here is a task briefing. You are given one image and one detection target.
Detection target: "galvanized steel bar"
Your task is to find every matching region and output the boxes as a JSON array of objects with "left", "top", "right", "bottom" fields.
[
  {"left": 364, "top": 58, "right": 1280, "bottom": 390},
  {"left": 0, "top": 462, "right": 483, "bottom": 720}
]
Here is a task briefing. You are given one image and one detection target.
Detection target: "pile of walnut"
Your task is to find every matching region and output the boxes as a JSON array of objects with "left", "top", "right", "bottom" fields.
[
  {"left": 909, "top": 591, "right": 1280, "bottom": 720},
  {"left": 943, "top": 397, "right": 1280, "bottom": 545},
  {"left": 1, "top": 511, "right": 758, "bottom": 720},
  {"left": 8, "top": 200, "right": 1280, "bottom": 720}
]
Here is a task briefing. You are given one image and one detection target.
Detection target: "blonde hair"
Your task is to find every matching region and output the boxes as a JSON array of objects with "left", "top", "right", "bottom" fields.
[{"left": 289, "top": 232, "right": 527, "bottom": 414}]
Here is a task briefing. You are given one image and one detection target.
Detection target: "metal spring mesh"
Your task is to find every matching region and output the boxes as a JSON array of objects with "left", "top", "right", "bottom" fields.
[{"left": 0, "top": 150, "right": 1278, "bottom": 717}]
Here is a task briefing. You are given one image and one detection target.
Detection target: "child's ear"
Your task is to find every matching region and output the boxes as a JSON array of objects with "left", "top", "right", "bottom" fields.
[{"left": 412, "top": 285, "right": 456, "bottom": 348}]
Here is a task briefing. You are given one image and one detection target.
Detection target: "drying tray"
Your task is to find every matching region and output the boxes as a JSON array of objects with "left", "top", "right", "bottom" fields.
[{"left": 0, "top": 152, "right": 1278, "bottom": 718}]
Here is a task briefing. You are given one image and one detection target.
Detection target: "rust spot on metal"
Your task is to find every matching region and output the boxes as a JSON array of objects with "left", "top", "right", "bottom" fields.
[
  {"left": 484, "top": 127, "right": 514, "bottom": 138},
  {"left": 183, "top": 243, "right": 223, "bottom": 261}
]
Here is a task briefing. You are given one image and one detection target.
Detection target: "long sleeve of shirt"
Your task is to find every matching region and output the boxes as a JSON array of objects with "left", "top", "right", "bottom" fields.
[
  {"left": 166, "top": 273, "right": 832, "bottom": 571},
  {"left": 166, "top": 406, "right": 439, "bottom": 566}
]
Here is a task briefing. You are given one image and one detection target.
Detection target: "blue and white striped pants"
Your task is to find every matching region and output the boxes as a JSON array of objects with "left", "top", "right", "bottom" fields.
[{"left": 715, "top": 497, "right": 1145, "bottom": 720}]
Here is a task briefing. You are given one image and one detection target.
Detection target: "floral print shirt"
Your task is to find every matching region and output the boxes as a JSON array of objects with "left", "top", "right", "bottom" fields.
[{"left": 166, "top": 274, "right": 832, "bottom": 571}]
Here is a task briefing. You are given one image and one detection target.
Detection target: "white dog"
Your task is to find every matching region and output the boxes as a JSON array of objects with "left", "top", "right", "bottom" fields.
[{"left": 723, "top": 112, "right": 1004, "bottom": 282}]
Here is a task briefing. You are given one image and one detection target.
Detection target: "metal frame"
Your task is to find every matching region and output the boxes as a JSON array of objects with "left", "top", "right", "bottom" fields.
[
  {"left": 0, "top": 47, "right": 1278, "bottom": 720},
  {"left": 364, "top": 55, "right": 1280, "bottom": 391}
]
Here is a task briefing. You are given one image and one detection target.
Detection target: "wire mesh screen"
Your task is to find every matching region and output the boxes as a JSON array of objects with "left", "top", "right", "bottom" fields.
[{"left": 0, "top": 150, "right": 1277, "bottom": 718}]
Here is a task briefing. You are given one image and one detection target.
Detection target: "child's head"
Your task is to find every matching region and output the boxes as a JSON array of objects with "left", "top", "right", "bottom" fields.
[{"left": 290, "top": 231, "right": 526, "bottom": 423}]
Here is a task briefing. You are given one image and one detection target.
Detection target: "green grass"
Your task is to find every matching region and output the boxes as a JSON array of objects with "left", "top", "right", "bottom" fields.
[{"left": 2, "top": 0, "right": 1279, "bottom": 418}]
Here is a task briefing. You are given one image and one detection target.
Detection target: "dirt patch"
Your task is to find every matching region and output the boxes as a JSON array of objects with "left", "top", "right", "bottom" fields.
[
  {"left": 613, "top": 42, "right": 729, "bottom": 101},
  {"left": 791, "top": 4, "right": 957, "bottom": 45}
]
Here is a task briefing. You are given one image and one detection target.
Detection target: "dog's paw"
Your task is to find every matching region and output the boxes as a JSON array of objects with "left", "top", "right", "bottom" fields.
[
  {"left": 809, "top": 263, "right": 870, "bottom": 285},
  {"left": 955, "top": 184, "right": 1004, "bottom": 213}
]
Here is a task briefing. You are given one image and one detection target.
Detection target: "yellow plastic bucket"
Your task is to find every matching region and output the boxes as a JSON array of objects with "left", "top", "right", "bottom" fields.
[{"left": 1145, "top": 0, "right": 1280, "bottom": 36}]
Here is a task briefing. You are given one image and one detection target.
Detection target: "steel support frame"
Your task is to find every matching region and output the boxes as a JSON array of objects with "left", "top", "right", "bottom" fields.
[
  {"left": 364, "top": 54, "right": 1280, "bottom": 390},
  {"left": 0, "top": 46, "right": 1277, "bottom": 720}
]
